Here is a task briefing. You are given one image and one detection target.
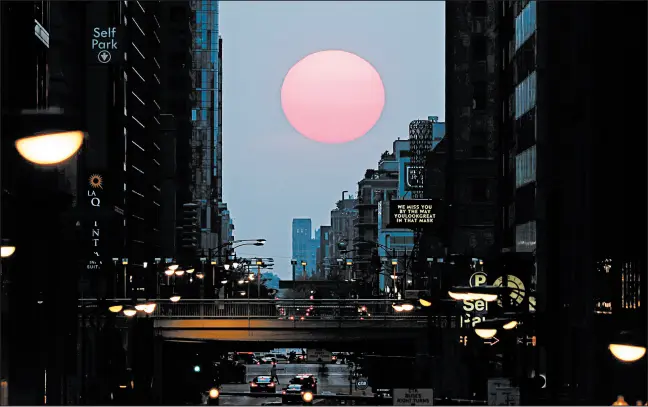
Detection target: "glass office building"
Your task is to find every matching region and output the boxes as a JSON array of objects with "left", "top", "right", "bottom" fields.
[{"left": 191, "top": 0, "right": 220, "bottom": 249}]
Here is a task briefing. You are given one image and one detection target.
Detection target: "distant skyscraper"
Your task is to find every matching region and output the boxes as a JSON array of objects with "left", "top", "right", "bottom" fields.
[{"left": 292, "top": 219, "right": 315, "bottom": 276}]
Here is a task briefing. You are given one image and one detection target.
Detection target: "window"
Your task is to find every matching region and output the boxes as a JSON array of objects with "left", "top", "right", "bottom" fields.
[
  {"left": 469, "top": 179, "right": 489, "bottom": 202},
  {"left": 515, "top": 145, "right": 536, "bottom": 188},
  {"left": 515, "top": 221, "right": 536, "bottom": 252},
  {"left": 472, "top": 36, "right": 487, "bottom": 61},
  {"left": 515, "top": 1, "right": 536, "bottom": 51},
  {"left": 473, "top": 82, "right": 487, "bottom": 111},
  {"left": 514, "top": 71, "right": 536, "bottom": 119},
  {"left": 472, "top": 0, "right": 487, "bottom": 17}
]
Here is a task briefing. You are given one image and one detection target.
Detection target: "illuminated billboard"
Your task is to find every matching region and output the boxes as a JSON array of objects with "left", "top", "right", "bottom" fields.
[{"left": 388, "top": 199, "right": 440, "bottom": 229}]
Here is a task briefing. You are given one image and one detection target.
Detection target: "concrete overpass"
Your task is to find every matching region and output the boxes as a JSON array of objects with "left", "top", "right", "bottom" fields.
[{"left": 79, "top": 298, "right": 430, "bottom": 344}]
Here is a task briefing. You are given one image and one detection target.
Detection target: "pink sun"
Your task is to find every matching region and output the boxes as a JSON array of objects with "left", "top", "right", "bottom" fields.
[{"left": 281, "top": 50, "right": 385, "bottom": 144}]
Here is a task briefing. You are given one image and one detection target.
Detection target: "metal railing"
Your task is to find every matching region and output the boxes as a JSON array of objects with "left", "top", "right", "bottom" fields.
[{"left": 78, "top": 299, "right": 428, "bottom": 321}]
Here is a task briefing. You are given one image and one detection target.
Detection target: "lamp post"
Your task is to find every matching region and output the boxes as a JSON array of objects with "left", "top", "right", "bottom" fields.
[{"left": 301, "top": 261, "right": 307, "bottom": 280}]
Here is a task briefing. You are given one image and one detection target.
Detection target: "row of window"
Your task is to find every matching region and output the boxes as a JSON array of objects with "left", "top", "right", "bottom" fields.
[
  {"left": 515, "top": 71, "right": 536, "bottom": 119},
  {"left": 515, "top": 1, "right": 536, "bottom": 51},
  {"left": 515, "top": 145, "right": 536, "bottom": 188}
]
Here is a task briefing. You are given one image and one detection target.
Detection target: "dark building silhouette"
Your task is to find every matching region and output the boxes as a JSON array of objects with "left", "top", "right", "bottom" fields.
[
  {"left": 434, "top": 0, "right": 647, "bottom": 403},
  {"left": 441, "top": 0, "right": 499, "bottom": 260}
]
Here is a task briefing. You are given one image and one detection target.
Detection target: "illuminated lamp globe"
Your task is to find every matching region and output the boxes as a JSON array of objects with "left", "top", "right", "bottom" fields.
[
  {"left": 169, "top": 295, "right": 181, "bottom": 303},
  {"left": 143, "top": 303, "right": 156, "bottom": 314},
  {"left": 392, "top": 304, "right": 404, "bottom": 312},
  {"left": 613, "top": 396, "right": 629, "bottom": 406},
  {"left": 1, "top": 245, "right": 16, "bottom": 258},
  {"left": 15, "top": 130, "right": 84, "bottom": 165},
  {"left": 175, "top": 269, "right": 185, "bottom": 276},
  {"left": 609, "top": 344, "right": 647, "bottom": 363},
  {"left": 109, "top": 305, "right": 123, "bottom": 313},
  {"left": 134, "top": 304, "right": 147, "bottom": 311},
  {"left": 232, "top": 262, "right": 240, "bottom": 269},
  {"left": 164, "top": 269, "right": 174, "bottom": 276},
  {"left": 609, "top": 331, "right": 647, "bottom": 363},
  {"left": 503, "top": 320, "right": 519, "bottom": 330},
  {"left": 123, "top": 308, "right": 137, "bottom": 317},
  {"left": 168, "top": 264, "right": 179, "bottom": 271},
  {"left": 186, "top": 268, "right": 195, "bottom": 274},
  {"left": 209, "top": 388, "right": 220, "bottom": 399},
  {"left": 401, "top": 303, "right": 414, "bottom": 312},
  {"left": 196, "top": 272, "right": 205, "bottom": 279},
  {"left": 475, "top": 328, "right": 498, "bottom": 339}
]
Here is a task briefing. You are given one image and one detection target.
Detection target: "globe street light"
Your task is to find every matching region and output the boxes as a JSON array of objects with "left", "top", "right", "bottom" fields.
[
  {"left": 12, "top": 108, "right": 85, "bottom": 165},
  {"left": 170, "top": 295, "right": 181, "bottom": 303},
  {"left": 0, "top": 245, "right": 15, "bottom": 259},
  {"left": 609, "top": 331, "right": 647, "bottom": 363},
  {"left": 474, "top": 320, "right": 500, "bottom": 339}
]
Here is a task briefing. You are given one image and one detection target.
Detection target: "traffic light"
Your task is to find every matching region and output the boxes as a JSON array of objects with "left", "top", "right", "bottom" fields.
[{"left": 182, "top": 203, "right": 199, "bottom": 250}]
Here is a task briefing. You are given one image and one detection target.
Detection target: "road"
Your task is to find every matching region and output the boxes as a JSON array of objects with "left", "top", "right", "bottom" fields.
[{"left": 218, "top": 364, "right": 371, "bottom": 406}]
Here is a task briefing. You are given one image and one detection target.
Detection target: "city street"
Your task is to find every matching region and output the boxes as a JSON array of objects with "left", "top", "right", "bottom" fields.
[{"left": 218, "top": 364, "right": 370, "bottom": 406}]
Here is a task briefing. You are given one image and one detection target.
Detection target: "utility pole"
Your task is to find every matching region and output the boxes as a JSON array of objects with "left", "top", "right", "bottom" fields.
[{"left": 291, "top": 260, "right": 297, "bottom": 282}]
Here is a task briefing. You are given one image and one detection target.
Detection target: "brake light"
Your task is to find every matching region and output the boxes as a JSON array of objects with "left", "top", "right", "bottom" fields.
[
  {"left": 282, "top": 391, "right": 286, "bottom": 395},
  {"left": 301, "top": 391, "right": 305, "bottom": 395},
  {"left": 250, "top": 383, "right": 258, "bottom": 387},
  {"left": 269, "top": 383, "right": 275, "bottom": 387},
  {"left": 289, "top": 316, "right": 294, "bottom": 320},
  {"left": 300, "top": 316, "right": 305, "bottom": 320}
]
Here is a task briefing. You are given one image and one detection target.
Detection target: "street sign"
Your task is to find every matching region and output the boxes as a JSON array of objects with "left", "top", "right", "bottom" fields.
[
  {"left": 307, "top": 349, "right": 332, "bottom": 363},
  {"left": 487, "top": 378, "right": 511, "bottom": 406},
  {"left": 88, "top": 26, "right": 122, "bottom": 65},
  {"left": 393, "top": 388, "right": 433, "bottom": 406},
  {"left": 495, "top": 387, "right": 520, "bottom": 406},
  {"left": 356, "top": 380, "right": 368, "bottom": 390}
]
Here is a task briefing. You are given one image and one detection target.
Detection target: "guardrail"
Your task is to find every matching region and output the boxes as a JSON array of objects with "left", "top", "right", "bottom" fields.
[{"left": 78, "top": 298, "right": 428, "bottom": 321}]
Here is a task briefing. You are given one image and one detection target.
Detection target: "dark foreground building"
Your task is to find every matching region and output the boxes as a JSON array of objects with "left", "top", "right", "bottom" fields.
[{"left": 433, "top": 0, "right": 647, "bottom": 403}]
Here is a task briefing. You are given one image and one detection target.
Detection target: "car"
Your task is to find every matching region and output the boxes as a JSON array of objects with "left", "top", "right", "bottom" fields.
[
  {"left": 281, "top": 384, "right": 307, "bottom": 404},
  {"left": 259, "top": 357, "right": 276, "bottom": 364},
  {"left": 288, "top": 374, "right": 317, "bottom": 394},
  {"left": 249, "top": 376, "right": 278, "bottom": 393}
]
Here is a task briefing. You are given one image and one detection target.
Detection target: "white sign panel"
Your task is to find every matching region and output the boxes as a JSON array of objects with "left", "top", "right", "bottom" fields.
[
  {"left": 393, "top": 388, "right": 433, "bottom": 406},
  {"left": 487, "top": 378, "right": 511, "bottom": 406},
  {"left": 494, "top": 387, "right": 520, "bottom": 406},
  {"left": 306, "top": 349, "right": 332, "bottom": 363}
]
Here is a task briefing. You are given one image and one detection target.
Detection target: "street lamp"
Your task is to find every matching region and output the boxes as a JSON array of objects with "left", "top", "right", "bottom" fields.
[
  {"left": 13, "top": 108, "right": 85, "bottom": 165},
  {"left": 108, "top": 304, "right": 123, "bottom": 313},
  {"left": 474, "top": 320, "right": 500, "bottom": 339},
  {"left": 164, "top": 269, "right": 175, "bottom": 276},
  {"left": 123, "top": 308, "right": 137, "bottom": 317},
  {"left": 609, "top": 332, "right": 647, "bottom": 363},
  {"left": 448, "top": 285, "right": 500, "bottom": 302},
  {"left": 0, "top": 245, "right": 15, "bottom": 259}
]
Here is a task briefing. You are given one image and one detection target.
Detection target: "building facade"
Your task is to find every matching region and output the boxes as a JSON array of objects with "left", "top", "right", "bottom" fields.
[
  {"left": 329, "top": 197, "right": 357, "bottom": 279},
  {"left": 354, "top": 153, "right": 399, "bottom": 291},
  {"left": 292, "top": 218, "right": 315, "bottom": 276},
  {"left": 316, "top": 226, "right": 332, "bottom": 278},
  {"left": 497, "top": 1, "right": 647, "bottom": 403},
  {"left": 189, "top": 0, "right": 220, "bottom": 253}
]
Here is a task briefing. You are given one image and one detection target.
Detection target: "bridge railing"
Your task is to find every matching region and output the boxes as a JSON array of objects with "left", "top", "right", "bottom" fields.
[{"left": 78, "top": 298, "right": 428, "bottom": 320}]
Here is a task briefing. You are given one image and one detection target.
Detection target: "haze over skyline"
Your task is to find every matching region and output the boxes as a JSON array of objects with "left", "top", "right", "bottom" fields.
[{"left": 220, "top": 1, "right": 446, "bottom": 279}]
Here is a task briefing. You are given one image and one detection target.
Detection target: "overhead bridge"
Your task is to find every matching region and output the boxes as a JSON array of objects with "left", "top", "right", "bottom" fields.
[{"left": 78, "top": 299, "right": 430, "bottom": 343}]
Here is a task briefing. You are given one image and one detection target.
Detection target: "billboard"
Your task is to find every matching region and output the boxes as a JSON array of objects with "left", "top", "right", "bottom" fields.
[{"left": 388, "top": 199, "right": 440, "bottom": 229}]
